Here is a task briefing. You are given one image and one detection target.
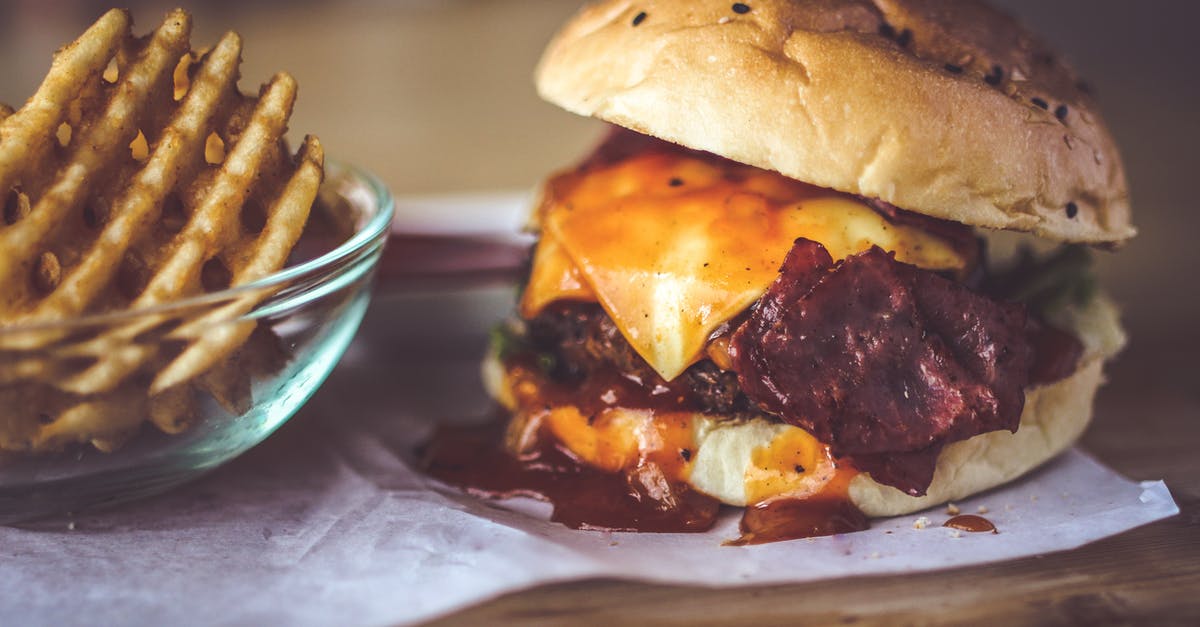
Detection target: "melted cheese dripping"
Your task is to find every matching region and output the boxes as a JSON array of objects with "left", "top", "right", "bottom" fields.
[
  {"left": 522, "top": 150, "right": 967, "bottom": 381},
  {"left": 525, "top": 404, "right": 840, "bottom": 507}
]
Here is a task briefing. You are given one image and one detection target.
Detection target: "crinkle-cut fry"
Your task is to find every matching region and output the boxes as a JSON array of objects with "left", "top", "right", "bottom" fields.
[
  {"left": 195, "top": 325, "right": 288, "bottom": 416},
  {"left": 137, "top": 73, "right": 300, "bottom": 307},
  {"left": 199, "top": 355, "right": 253, "bottom": 416},
  {"left": 0, "top": 10, "right": 322, "bottom": 454},
  {"left": 0, "top": 353, "right": 68, "bottom": 386},
  {"left": 148, "top": 384, "right": 195, "bottom": 434},
  {"left": 61, "top": 73, "right": 300, "bottom": 395},
  {"left": 89, "top": 428, "right": 141, "bottom": 454},
  {"left": 21, "top": 32, "right": 243, "bottom": 330},
  {"left": 0, "top": 9, "right": 129, "bottom": 196},
  {"left": 30, "top": 386, "right": 147, "bottom": 452},
  {"left": 0, "top": 11, "right": 191, "bottom": 310},
  {"left": 0, "top": 385, "right": 64, "bottom": 451},
  {"left": 153, "top": 135, "right": 323, "bottom": 393},
  {"left": 197, "top": 338, "right": 258, "bottom": 416}
]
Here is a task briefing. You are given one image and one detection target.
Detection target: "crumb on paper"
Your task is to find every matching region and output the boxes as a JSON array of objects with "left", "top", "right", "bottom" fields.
[
  {"left": 978, "top": 505, "right": 990, "bottom": 514},
  {"left": 1030, "top": 495, "right": 1039, "bottom": 502},
  {"left": 869, "top": 551, "right": 881, "bottom": 559},
  {"left": 946, "top": 503, "right": 960, "bottom": 516},
  {"left": 913, "top": 516, "right": 931, "bottom": 530},
  {"left": 948, "top": 529, "right": 962, "bottom": 539},
  {"left": 67, "top": 521, "right": 76, "bottom": 531}
]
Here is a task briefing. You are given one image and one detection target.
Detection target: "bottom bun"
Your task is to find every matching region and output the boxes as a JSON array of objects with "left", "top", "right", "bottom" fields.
[
  {"left": 850, "top": 355, "right": 1102, "bottom": 516},
  {"left": 483, "top": 292, "right": 1125, "bottom": 517}
]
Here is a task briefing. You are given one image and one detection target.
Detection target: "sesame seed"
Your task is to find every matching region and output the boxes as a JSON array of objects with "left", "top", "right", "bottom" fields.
[
  {"left": 896, "top": 29, "right": 912, "bottom": 47},
  {"left": 680, "top": 448, "right": 692, "bottom": 461},
  {"left": 669, "top": 177, "right": 684, "bottom": 187},
  {"left": 1066, "top": 202, "right": 1078, "bottom": 218},
  {"left": 632, "top": 11, "right": 647, "bottom": 26},
  {"left": 1031, "top": 97, "right": 1049, "bottom": 110},
  {"left": 732, "top": 3, "right": 751, "bottom": 14},
  {"left": 1055, "top": 104, "right": 1069, "bottom": 121},
  {"left": 944, "top": 63, "right": 963, "bottom": 74}
]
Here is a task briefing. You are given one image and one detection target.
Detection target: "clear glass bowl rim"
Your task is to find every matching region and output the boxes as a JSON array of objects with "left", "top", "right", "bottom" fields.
[{"left": 0, "top": 160, "right": 394, "bottom": 336}]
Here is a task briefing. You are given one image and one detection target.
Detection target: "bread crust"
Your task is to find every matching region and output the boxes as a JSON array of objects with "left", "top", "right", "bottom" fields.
[{"left": 536, "top": 0, "right": 1134, "bottom": 244}]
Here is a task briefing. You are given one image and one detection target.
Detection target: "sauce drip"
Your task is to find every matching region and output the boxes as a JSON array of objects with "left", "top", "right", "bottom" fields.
[
  {"left": 421, "top": 416, "right": 719, "bottom": 533},
  {"left": 943, "top": 514, "right": 998, "bottom": 533},
  {"left": 730, "top": 497, "right": 869, "bottom": 545},
  {"left": 729, "top": 464, "right": 868, "bottom": 545},
  {"left": 421, "top": 411, "right": 871, "bottom": 542}
]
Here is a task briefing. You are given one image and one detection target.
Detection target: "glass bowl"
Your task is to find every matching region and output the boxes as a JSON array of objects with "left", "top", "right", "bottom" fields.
[{"left": 0, "top": 162, "right": 393, "bottom": 523}]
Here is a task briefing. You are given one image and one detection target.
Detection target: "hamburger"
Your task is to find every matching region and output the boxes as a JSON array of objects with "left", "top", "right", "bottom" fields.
[{"left": 423, "top": 0, "right": 1133, "bottom": 543}]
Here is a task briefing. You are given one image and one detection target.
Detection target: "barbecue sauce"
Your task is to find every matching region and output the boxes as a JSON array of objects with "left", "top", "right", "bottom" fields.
[
  {"left": 421, "top": 416, "right": 719, "bottom": 533},
  {"left": 729, "top": 465, "right": 868, "bottom": 545},
  {"left": 943, "top": 514, "right": 998, "bottom": 533},
  {"left": 427, "top": 311, "right": 1082, "bottom": 541},
  {"left": 422, "top": 413, "right": 871, "bottom": 541}
]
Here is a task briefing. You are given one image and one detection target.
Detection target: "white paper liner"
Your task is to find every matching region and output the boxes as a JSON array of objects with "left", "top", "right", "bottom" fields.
[{"left": 0, "top": 438, "right": 1178, "bottom": 626}]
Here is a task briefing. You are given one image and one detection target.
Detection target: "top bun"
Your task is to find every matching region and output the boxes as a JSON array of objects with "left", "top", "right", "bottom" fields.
[{"left": 536, "top": 0, "right": 1134, "bottom": 244}]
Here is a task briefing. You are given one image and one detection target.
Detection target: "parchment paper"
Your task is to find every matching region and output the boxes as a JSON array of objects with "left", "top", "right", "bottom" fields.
[{"left": 0, "top": 194, "right": 1179, "bottom": 627}]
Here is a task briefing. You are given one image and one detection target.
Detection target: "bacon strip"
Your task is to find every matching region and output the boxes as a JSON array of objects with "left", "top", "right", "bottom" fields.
[{"left": 730, "top": 239, "right": 1035, "bottom": 495}]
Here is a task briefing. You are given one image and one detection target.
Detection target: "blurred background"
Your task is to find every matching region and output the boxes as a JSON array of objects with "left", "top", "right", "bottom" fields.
[{"left": 0, "top": 0, "right": 1195, "bottom": 398}]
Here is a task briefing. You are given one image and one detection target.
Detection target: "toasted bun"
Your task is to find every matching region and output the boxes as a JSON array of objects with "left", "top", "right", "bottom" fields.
[
  {"left": 484, "top": 292, "right": 1126, "bottom": 517},
  {"left": 537, "top": 0, "right": 1134, "bottom": 244}
]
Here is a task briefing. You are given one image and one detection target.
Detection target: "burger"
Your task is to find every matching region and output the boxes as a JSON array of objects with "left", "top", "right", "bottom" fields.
[{"left": 423, "top": 0, "right": 1134, "bottom": 543}]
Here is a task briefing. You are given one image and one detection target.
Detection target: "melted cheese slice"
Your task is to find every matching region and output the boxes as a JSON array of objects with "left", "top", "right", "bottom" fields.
[
  {"left": 531, "top": 404, "right": 839, "bottom": 507},
  {"left": 522, "top": 151, "right": 967, "bottom": 381}
]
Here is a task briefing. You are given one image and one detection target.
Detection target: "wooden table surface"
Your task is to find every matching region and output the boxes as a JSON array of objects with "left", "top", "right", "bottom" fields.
[{"left": 3, "top": 1, "right": 1197, "bottom": 624}]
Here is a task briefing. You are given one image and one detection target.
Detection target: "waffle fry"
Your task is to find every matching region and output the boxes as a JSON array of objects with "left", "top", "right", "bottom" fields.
[{"left": 0, "top": 9, "right": 323, "bottom": 453}]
